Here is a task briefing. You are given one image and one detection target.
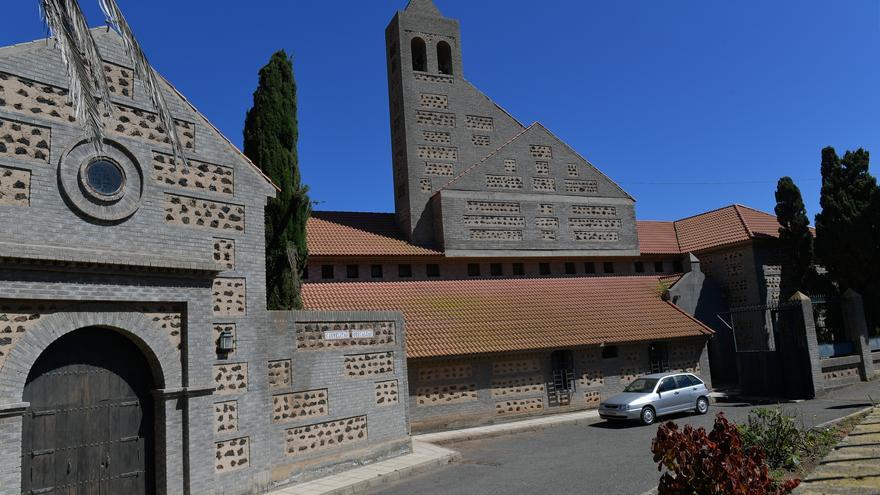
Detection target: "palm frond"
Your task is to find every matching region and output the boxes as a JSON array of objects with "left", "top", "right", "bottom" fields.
[{"left": 99, "top": 0, "right": 188, "bottom": 167}]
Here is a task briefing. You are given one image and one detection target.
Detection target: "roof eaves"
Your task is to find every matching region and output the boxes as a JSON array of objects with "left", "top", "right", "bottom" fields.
[{"left": 664, "top": 300, "right": 715, "bottom": 336}]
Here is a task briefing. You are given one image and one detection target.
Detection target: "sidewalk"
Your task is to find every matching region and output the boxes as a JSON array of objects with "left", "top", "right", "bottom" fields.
[
  {"left": 794, "top": 406, "right": 880, "bottom": 495},
  {"left": 268, "top": 409, "right": 602, "bottom": 495}
]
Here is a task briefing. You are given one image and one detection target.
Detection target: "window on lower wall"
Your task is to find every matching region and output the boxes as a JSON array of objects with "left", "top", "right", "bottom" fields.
[
  {"left": 601, "top": 345, "right": 618, "bottom": 359},
  {"left": 398, "top": 264, "right": 412, "bottom": 278},
  {"left": 539, "top": 263, "right": 551, "bottom": 275},
  {"left": 512, "top": 263, "right": 525, "bottom": 276},
  {"left": 603, "top": 262, "right": 614, "bottom": 274},
  {"left": 426, "top": 264, "right": 440, "bottom": 277},
  {"left": 564, "top": 262, "right": 576, "bottom": 275},
  {"left": 321, "top": 265, "right": 334, "bottom": 279},
  {"left": 346, "top": 265, "right": 359, "bottom": 279},
  {"left": 673, "top": 259, "right": 684, "bottom": 273},
  {"left": 468, "top": 263, "right": 481, "bottom": 277},
  {"left": 584, "top": 262, "right": 595, "bottom": 274},
  {"left": 302, "top": 266, "right": 309, "bottom": 280},
  {"left": 490, "top": 263, "right": 503, "bottom": 276},
  {"left": 654, "top": 261, "right": 664, "bottom": 273},
  {"left": 634, "top": 261, "right": 645, "bottom": 273},
  {"left": 371, "top": 264, "right": 383, "bottom": 278}
]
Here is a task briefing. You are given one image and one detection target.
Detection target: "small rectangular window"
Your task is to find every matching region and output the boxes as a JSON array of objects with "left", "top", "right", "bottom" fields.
[
  {"left": 398, "top": 264, "right": 412, "bottom": 278},
  {"left": 512, "top": 263, "right": 525, "bottom": 276},
  {"left": 490, "top": 263, "right": 503, "bottom": 276},
  {"left": 584, "top": 262, "right": 595, "bottom": 274},
  {"left": 673, "top": 260, "right": 684, "bottom": 273},
  {"left": 654, "top": 261, "right": 664, "bottom": 273},
  {"left": 634, "top": 262, "right": 645, "bottom": 273},
  {"left": 603, "top": 262, "right": 614, "bottom": 274},
  {"left": 427, "top": 264, "right": 440, "bottom": 277},
  {"left": 346, "top": 265, "right": 359, "bottom": 279},
  {"left": 302, "top": 266, "right": 309, "bottom": 280},
  {"left": 468, "top": 263, "right": 481, "bottom": 277},
  {"left": 539, "top": 263, "right": 551, "bottom": 276},
  {"left": 321, "top": 265, "right": 334, "bottom": 280},
  {"left": 371, "top": 264, "right": 383, "bottom": 278},
  {"left": 601, "top": 345, "right": 618, "bottom": 359},
  {"left": 564, "top": 262, "right": 576, "bottom": 275}
]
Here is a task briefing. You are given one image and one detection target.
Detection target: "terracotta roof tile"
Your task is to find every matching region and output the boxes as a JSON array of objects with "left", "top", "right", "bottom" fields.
[
  {"left": 307, "top": 212, "right": 441, "bottom": 257},
  {"left": 636, "top": 221, "right": 680, "bottom": 255},
  {"left": 302, "top": 276, "right": 712, "bottom": 358}
]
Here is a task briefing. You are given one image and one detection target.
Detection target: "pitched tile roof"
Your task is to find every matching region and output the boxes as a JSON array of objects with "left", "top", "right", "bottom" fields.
[
  {"left": 636, "top": 221, "right": 681, "bottom": 255},
  {"left": 302, "top": 276, "right": 713, "bottom": 358},
  {"left": 307, "top": 211, "right": 441, "bottom": 257},
  {"left": 673, "top": 204, "right": 783, "bottom": 253}
]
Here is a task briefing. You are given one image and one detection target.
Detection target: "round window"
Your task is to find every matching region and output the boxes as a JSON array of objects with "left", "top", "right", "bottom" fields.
[{"left": 85, "top": 159, "right": 125, "bottom": 196}]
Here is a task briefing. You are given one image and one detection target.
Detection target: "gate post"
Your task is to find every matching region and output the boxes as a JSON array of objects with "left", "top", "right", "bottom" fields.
[
  {"left": 790, "top": 292, "right": 825, "bottom": 398},
  {"left": 841, "top": 289, "right": 875, "bottom": 380}
]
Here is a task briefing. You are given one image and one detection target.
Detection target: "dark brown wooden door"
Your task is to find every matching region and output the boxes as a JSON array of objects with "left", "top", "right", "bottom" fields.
[{"left": 21, "top": 327, "right": 155, "bottom": 495}]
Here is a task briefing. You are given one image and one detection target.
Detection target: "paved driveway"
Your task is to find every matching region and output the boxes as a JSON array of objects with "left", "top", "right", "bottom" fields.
[{"left": 366, "top": 381, "right": 880, "bottom": 495}]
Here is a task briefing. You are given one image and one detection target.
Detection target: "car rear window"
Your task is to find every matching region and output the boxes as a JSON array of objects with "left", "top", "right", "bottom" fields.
[
  {"left": 673, "top": 375, "right": 692, "bottom": 389},
  {"left": 686, "top": 374, "right": 703, "bottom": 386}
]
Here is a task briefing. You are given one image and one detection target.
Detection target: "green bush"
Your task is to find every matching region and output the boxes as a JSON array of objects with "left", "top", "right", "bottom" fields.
[{"left": 738, "top": 407, "right": 837, "bottom": 471}]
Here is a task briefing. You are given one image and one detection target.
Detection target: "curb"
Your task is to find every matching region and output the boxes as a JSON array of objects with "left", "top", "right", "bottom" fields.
[
  {"left": 415, "top": 410, "right": 602, "bottom": 445},
  {"left": 813, "top": 405, "right": 876, "bottom": 430}
]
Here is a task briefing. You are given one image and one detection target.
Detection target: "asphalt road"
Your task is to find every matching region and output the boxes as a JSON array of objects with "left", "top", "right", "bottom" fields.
[{"left": 366, "top": 381, "right": 880, "bottom": 495}]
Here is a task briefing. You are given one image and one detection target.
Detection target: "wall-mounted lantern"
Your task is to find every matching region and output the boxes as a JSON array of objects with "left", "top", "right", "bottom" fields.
[{"left": 217, "top": 330, "right": 235, "bottom": 353}]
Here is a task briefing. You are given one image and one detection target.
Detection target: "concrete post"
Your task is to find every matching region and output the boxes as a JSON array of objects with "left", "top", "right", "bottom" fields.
[
  {"left": 840, "top": 289, "right": 875, "bottom": 380},
  {"left": 791, "top": 292, "right": 825, "bottom": 398}
]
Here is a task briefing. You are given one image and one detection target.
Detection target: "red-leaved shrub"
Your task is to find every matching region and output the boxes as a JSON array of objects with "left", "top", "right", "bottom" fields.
[{"left": 651, "top": 412, "right": 800, "bottom": 495}]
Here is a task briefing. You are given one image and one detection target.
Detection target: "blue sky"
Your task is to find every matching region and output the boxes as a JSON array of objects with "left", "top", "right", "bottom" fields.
[{"left": 3, "top": 1, "right": 878, "bottom": 221}]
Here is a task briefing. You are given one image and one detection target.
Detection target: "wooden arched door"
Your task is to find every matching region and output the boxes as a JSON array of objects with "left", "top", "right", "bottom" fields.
[{"left": 21, "top": 327, "right": 155, "bottom": 494}]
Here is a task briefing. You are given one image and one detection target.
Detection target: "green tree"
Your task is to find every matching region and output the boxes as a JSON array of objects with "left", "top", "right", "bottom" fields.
[
  {"left": 243, "top": 51, "right": 310, "bottom": 310},
  {"left": 774, "top": 177, "right": 813, "bottom": 298}
]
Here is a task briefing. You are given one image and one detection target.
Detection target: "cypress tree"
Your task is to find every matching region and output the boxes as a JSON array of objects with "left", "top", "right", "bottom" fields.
[
  {"left": 243, "top": 51, "right": 310, "bottom": 310},
  {"left": 774, "top": 177, "right": 813, "bottom": 298}
]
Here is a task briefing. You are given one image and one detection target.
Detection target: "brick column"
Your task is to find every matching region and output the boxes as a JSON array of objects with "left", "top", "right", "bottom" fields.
[
  {"left": 790, "top": 292, "right": 825, "bottom": 398},
  {"left": 841, "top": 289, "right": 875, "bottom": 380}
]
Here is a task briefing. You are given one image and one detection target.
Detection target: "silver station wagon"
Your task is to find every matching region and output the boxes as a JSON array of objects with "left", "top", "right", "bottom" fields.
[{"left": 598, "top": 372, "right": 710, "bottom": 425}]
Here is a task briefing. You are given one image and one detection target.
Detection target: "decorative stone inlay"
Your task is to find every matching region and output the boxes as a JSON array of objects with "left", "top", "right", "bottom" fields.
[
  {"left": 295, "top": 321, "right": 395, "bottom": 350},
  {"left": 539, "top": 204, "right": 555, "bottom": 214},
  {"left": 109, "top": 103, "right": 195, "bottom": 150},
  {"left": 416, "top": 383, "right": 477, "bottom": 406},
  {"left": 103, "top": 62, "right": 134, "bottom": 98},
  {"left": 151, "top": 152, "right": 234, "bottom": 197},
  {"left": 416, "top": 110, "right": 455, "bottom": 127},
  {"left": 268, "top": 359, "right": 292, "bottom": 390},
  {"left": 573, "top": 231, "right": 619, "bottom": 242},
  {"left": 567, "top": 164, "right": 579, "bottom": 177},
  {"left": 466, "top": 201, "right": 520, "bottom": 214},
  {"left": 213, "top": 238, "right": 235, "bottom": 270},
  {"left": 491, "top": 375, "right": 545, "bottom": 397},
  {"left": 285, "top": 416, "right": 367, "bottom": 456},
  {"left": 213, "top": 323, "right": 236, "bottom": 355},
  {"left": 214, "top": 362, "right": 248, "bottom": 395},
  {"left": 273, "top": 389, "right": 329, "bottom": 423},
  {"left": 422, "top": 130, "right": 451, "bottom": 143},
  {"left": 463, "top": 215, "right": 525, "bottom": 227},
  {"left": 504, "top": 159, "right": 516, "bottom": 173},
  {"left": 164, "top": 194, "right": 245, "bottom": 233},
  {"left": 619, "top": 348, "right": 646, "bottom": 384},
  {"left": 0, "top": 166, "right": 30, "bottom": 206},
  {"left": 375, "top": 380, "right": 399, "bottom": 406},
  {"left": 668, "top": 342, "right": 703, "bottom": 373},
  {"left": 0, "top": 72, "right": 74, "bottom": 123},
  {"left": 214, "top": 401, "right": 238, "bottom": 435},
  {"left": 215, "top": 437, "right": 249, "bottom": 473},
  {"left": 0, "top": 118, "right": 50, "bottom": 163},
  {"left": 584, "top": 391, "right": 600, "bottom": 408},
  {"left": 417, "top": 364, "right": 473, "bottom": 382},
  {"left": 823, "top": 366, "right": 859, "bottom": 381},
  {"left": 139, "top": 306, "right": 183, "bottom": 351},
  {"left": 534, "top": 217, "right": 559, "bottom": 229},
  {"left": 344, "top": 351, "right": 394, "bottom": 377},
  {"left": 571, "top": 205, "right": 616, "bottom": 217},
  {"left": 425, "top": 162, "right": 453, "bottom": 176},
  {"left": 419, "top": 178, "right": 432, "bottom": 192},
  {"left": 417, "top": 145, "right": 457, "bottom": 160},
  {"left": 485, "top": 175, "right": 523, "bottom": 190},
  {"left": 495, "top": 398, "right": 543, "bottom": 416},
  {"left": 541, "top": 230, "right": 557, "bottom": 241},
  {"left": 529, "top": 145, "right": 552, "bottom": 159},
  {"left": 564, "top": 180, "right": 598, "bottom": 194},
  {"left": 472, "top": 134, "right": 490, "bottom": 146},
  {"left": 532, "top": 177, "right": 556, "bottom": 191},
  {"left": 470, "top": 229, "right": 522, "bottom": 241},
  {"left": 578, "top": 348, "right": 603, "bottom": 387},
  {"left": 414, "top": 72, "right": 454, "bottom": 84},
  {"left": 465, "top": 115, "right": 493, "bottom": 131},
  {"left": 493, "top": 357, "right": 541, "bottom": 376},
  {"left": 212, "top": 278, "right": 246, "bottom": 316},
  {"left": 419, "top": 93, "right": 448, "bottom": 109},
  {"left": 568, "top": 218, "right": 621, "bottom": 229},
  {"left": 535, "top": 161, "right": 549, "bottom": 175}
]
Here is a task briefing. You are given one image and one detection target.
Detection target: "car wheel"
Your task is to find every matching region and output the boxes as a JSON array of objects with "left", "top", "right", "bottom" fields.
[
  {"left": 696, "top": 397, "right": 709, "bottom": 415},
  {"left": 640, "top": 406, "right": 656, "bottom": 425}
]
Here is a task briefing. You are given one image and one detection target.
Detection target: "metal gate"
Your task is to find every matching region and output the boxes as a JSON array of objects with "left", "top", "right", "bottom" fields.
[{"left": 21, "top": 327, "right": 154, "bottom": 495}]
